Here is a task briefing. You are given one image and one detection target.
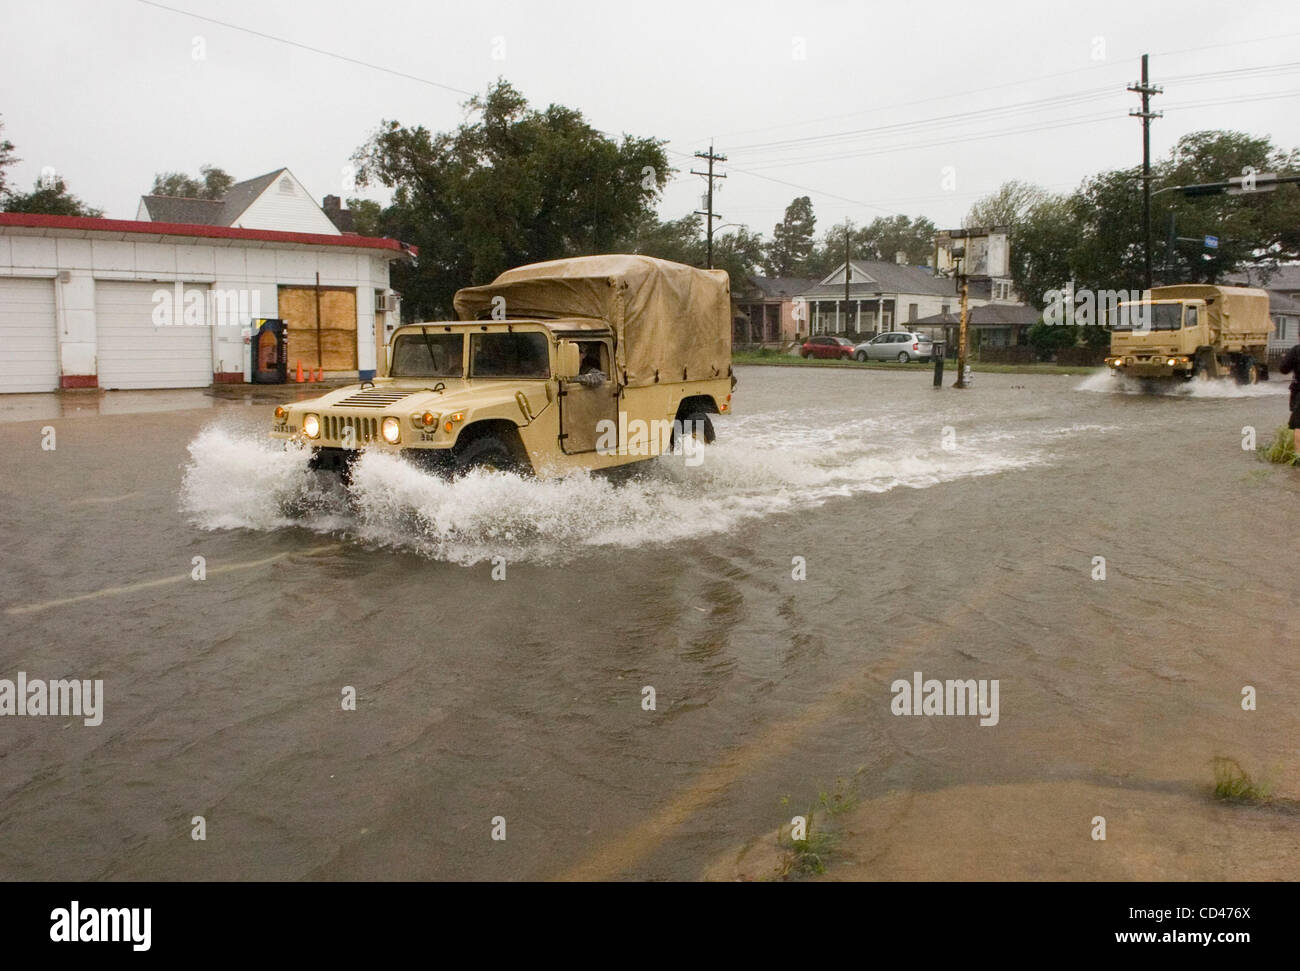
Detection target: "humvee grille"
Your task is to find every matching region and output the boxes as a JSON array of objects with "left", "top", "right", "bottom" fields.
[
  {"left": 335, "top": 389, "right": 413, "bottom": 408},
  {"left": 322, "top": 414, "right": 378, "bottom": 444}
]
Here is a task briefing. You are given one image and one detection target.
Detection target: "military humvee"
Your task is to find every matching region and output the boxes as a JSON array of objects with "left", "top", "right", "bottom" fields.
[
  {"left": 1106, "top": 284, "right": 1273, "bottom": 383},
  {"left": 269, "top": 255, "right": 735, "bottom": 476}
]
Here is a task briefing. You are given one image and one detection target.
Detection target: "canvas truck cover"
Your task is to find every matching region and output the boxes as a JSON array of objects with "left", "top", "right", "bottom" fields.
[
  {"left": 452, "top": 255, "right": 732, "bottom": 388},
  {"left": 1147, "top": 285, "right": 1272, "bottom": 341}
]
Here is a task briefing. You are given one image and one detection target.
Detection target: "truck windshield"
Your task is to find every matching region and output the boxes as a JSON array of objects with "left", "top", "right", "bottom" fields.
[
  {"left": 390, "top": 332, "right": 463, "bottom": 377},
  {"left": 470, "top": 332, "right": 550, "bottom": 378},
  {"left": 1109, "top": 303, "right": 1181, "bottom": 332}
]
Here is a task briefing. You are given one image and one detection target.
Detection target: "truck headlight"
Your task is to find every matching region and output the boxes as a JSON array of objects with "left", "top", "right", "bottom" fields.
[
  {"left": 381, "top": 417, "right": 401, "bottom": 444},
  {"left": 303, "top": 414, "right": 320, "bottom": 439}
]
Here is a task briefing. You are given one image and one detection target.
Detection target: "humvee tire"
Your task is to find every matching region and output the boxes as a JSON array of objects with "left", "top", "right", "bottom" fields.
[
  {"left": 672, "top": 411, "right": 716, "bottom": 448},
  {"left": 455, "top": 434, "right": 522, "bottom": 475}
]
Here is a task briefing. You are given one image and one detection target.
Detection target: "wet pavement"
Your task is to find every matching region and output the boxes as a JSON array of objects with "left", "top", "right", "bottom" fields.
[{"left": 1, "top": 366, "right": 1297, "bottom": 880}]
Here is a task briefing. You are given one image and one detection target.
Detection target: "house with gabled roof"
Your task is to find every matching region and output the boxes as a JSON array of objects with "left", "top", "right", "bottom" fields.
[
  {"left": 734, "top": 274, "right": 822, "bottom": 346},
  {"left": 797, "top": 259, "right": 969, "bottom": 339},
  {"left": 136, "top": 168, "right": 342, "bottom": 237}
]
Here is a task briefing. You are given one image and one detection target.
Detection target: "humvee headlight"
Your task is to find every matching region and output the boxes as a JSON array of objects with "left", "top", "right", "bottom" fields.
[
  {"left": 303, "top": 414, "right": 320, "bottom": 439},
  {"left": 381, "top": 417, "right": 401, "bottom": 444},
  {"left": 1167, "top": 358, "right": 1177, "bottom": 366},
  {"left": 274, "top": 406, "right": 287, "bottom": 420}
]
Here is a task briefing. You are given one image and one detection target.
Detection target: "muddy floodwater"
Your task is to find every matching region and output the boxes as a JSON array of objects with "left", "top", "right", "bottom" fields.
[{"left": 1, "top": 365, "right": 1297, "bottom": 880}]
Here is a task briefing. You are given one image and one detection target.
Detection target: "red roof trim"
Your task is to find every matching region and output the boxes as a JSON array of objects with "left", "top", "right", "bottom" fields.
[{"left": 0, "top": 212, "right": 416, "bottom": 257}]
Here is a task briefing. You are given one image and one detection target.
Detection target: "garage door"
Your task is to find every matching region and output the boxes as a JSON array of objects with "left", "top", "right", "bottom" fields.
[
  {"left": 0, "top": 277, "right": 59, "bottom": 393},
  {"left": 96, "top": 281, "right": 213, "bottom": 389}
]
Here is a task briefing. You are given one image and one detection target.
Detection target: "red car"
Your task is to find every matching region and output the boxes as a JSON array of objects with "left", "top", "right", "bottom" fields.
[{"left": 801, "top": 336, "right": 856, "bottom": 359}]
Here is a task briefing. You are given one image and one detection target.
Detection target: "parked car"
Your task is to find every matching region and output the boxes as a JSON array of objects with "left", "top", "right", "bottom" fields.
[
  {"left": 801, "top": 336, "right": 856, "bottom": 359},
  {"left": 853, "top": 331, "right": 936, "bottom": 362}
]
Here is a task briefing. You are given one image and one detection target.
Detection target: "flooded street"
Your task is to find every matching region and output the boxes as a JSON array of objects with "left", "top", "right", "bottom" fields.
[{"left": 2, "top": 365, "right": 1298, "bottom": 880}]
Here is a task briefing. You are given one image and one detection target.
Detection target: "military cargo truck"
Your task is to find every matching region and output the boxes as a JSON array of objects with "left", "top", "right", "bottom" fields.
[
  {"left": 269, "top": 255, "right": 735, "bottom": 476},
  {"left": 1105, "top": 284, "right": 1273, "bottom": 383}
]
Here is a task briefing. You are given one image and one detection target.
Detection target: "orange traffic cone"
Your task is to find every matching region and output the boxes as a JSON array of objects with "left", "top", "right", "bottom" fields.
[
  {"left": 315, "top": 367, "right": 324, "bottom": 382},
  {"left": 295, "top": 360, "right": 304, "bottom": 383}
]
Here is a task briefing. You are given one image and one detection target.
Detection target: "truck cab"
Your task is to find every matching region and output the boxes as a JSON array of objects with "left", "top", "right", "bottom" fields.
[{"left": 1105, "top": 285, "right": 1272, "bottom": 383}]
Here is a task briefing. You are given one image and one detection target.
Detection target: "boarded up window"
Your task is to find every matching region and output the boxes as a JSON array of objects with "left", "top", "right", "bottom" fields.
[{"left": 278, "top": 286, "right": 358, "bottom": 370}]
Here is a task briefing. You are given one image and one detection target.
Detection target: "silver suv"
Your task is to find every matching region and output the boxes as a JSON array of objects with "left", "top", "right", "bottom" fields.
[{"left": 853, "top": 331, "right": 936, "bottom": 362}]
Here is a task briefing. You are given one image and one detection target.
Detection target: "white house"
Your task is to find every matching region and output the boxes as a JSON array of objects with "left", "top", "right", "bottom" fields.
[
  {"left": 135, "top": 168, "right": 343, "bottom": 237},
  {"left": 0, "top": 211, "right": 412, "bottom": 393},
  {"left": 799, "top": 259, "right": 1006, "bottom": 337}
]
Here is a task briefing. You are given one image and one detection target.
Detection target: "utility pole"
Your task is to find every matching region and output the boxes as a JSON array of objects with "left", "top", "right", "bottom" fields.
[
  {"left": 1128, "top": 54, "right": 1163, "bottom": 292},
  {"left": 954, "top": 259, "right": 969, "bottom": 389},
  {"left": 843, "top": 220, "right": 852, "bottom": 332},
  {"left": 692, "top": 144, "right": 727, "bottom": 269}
]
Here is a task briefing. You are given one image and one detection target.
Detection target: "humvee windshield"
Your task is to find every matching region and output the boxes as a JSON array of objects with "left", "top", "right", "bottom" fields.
[
  {"left": 1108, "top": 303, "right": 1181, "bottom": 332},
  {"left": 390, "top": 332, "right": 464, "bottom": 377},
  {"left": 470, "top": 332, "right": 550, "bottom": 378}
]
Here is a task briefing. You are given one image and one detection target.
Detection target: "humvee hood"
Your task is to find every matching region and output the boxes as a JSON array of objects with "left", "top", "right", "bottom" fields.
[{"left": 452, "top": 255, "right": 731, "bottom": 389}]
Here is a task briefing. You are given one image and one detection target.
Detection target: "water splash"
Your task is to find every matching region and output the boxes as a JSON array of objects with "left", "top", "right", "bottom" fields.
[
  {"left": 180, "top": 413, "right": 1087, "bottom": 565},
  {"left": 1076, "top": 370, "right": 1287, "bottom": 398}
]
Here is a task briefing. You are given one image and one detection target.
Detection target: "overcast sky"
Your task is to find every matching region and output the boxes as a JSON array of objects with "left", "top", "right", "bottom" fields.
[{"left": 4, "top": 0, "right": 1299, "bottom": 241}]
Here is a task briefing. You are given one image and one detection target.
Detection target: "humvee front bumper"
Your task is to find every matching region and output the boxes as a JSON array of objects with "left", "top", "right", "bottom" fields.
[{"left": 1106, "top": 354, "right": 1193, "bottom": 378}]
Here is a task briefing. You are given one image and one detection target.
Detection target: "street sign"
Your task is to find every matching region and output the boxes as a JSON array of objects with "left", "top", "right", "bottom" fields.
[
  {"left": 1227, "top": 171, "right": 1276, "bottom": 195},
  {"left": 1204, "top": 235, "right": 1219, "bottom": 249}
]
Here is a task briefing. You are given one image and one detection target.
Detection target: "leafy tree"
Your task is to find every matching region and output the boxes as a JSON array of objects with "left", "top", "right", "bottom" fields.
[
  {"left": 150, "top": 164, "right": 235, "bottom": 199},
  {"left": 345, "top": 197, "right": 384, "bottom": 237},
  {"left": 1008, "top": 131, "right": 1300, "bottom": 304},
  {"left": 352, "top": 80, "right": 670, "bottom": 319},
  {"left": 806, "top": 214, "right": 936, "bottom": 276},
  {"left": 0, "top": 117, "right": 17, "bottom": 200},
  {"left": 765, "top": 196, "right": 817, "bottom": 276},
  {"left": 1026, "top": 321, "right": 1078, "bottom": 359},
  {"left": 617, "top": 211, "right": 705, "bottom": 267},
  {"left": 3, "top": 175, "right": 103, "bottom": 216},
  {"left": 964, "top": 180, "right": 1045, "bottom": 230},
  {"left": 711, "top": 225, "right": 767, "bottom": 292}
]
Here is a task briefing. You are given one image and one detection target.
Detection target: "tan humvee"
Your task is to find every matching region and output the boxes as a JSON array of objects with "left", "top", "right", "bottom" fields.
[
  {"left": 1106, "top": 284, "right": 1273, "bottom": 383},
  {"left": 269, "top": 255, "right": 735, "bottom": 476}
]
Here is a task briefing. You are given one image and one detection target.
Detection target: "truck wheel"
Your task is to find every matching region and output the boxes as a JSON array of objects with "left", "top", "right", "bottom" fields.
[
  {"left": 455, "top": 435, "right": 520, "bottom": 475},
  {"left": 672, "top": 411, "right": 716, "bottom": 448},
  {"left": 1235, "top": 358, "right": 1259, "bottom": 385}
]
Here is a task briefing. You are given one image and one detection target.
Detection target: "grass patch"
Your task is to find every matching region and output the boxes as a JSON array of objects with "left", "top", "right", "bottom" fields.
[
  {"left": 1259, "top": 425, "right": 1300, "bottom": 467},
  {"left": 1212, "top": 757, "right": 1273, "bottom": 803},
  {"left": 776, "top": 775, "right": 860, "bottom": 877}
]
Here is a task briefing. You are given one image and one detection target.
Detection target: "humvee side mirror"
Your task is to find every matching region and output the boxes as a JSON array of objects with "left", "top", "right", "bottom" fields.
[{"left": 555, "top": 340, "right": 581, "bottom": 380}]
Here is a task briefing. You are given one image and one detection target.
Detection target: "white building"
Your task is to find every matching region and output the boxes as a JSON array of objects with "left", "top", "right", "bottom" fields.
[{"left": 0, "top": 211, "right": 411, "bottom": 393}]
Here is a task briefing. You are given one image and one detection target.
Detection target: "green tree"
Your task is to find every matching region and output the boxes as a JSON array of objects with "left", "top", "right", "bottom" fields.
[
  {"left": 0, "top": 117, "right": 17, "bottom": 200},
  {"left": 150, "top": 164, "right": 235, "bottom": 199},
  {"left": 807, "top": 214, "right": 935, "bottom": 276},
  {"left": 765, "top": 196, "right": 816, "bottom": 276},
  {"left": 3, "top": 175, "right": 103, "bottom": 216},
  {"left": 352, "top": 80, "right": 670, "bottom": 319},
  {"left": 964, "top": 180, "right": 1045, "bottom": 230},
  {"left": 345, "top": 197, "right": 384, "bottom": 237},
  {"left": 1010, "top": 131, "right": 1300, "bottom": 303}
]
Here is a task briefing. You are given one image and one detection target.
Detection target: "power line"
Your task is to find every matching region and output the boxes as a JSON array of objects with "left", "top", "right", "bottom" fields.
[{"left": 135, "top": 0, "right": 475, "bottom": 96}]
